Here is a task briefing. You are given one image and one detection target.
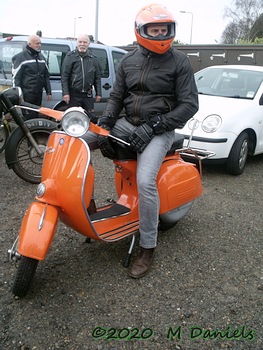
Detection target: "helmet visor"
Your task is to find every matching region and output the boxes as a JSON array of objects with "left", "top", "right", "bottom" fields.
[{"left": 139, "top": 22, "right": 176, "bottom": 40}]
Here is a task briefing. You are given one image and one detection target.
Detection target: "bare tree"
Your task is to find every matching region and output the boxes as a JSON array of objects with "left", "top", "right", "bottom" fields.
[
  {"left": 220, "top": 0, "right": 263, "bottom": 43},
  {"left": 249, "top": 13, "right": 263, "bottom": 40}
]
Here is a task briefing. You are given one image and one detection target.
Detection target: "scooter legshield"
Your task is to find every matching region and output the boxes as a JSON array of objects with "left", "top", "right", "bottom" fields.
[{"left": 18, "top": 202, "right": 58, "bottom": 260}]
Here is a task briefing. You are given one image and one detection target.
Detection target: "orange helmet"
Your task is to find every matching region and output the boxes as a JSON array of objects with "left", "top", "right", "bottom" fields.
[{"left": 134, "top": 3, "right": 176, "bottom": 54}]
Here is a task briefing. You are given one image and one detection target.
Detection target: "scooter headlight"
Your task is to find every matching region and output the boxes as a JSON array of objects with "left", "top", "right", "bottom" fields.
[{"left": 62, "top": 107, "right": 90, "bottom": 137}]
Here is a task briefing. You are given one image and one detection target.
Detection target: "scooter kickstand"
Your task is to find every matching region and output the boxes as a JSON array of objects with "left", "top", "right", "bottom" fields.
[{"left": 123, "top": 234, "right": 136, "bottom": 268}]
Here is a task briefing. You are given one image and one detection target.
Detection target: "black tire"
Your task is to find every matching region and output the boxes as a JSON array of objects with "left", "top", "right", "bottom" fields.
[
  {"left": 226, "top": 132, "right": 249, "bottom": 175},
  {"left": 13, "top": 256, "right": 39, "bottom": 297},
  {"left": 0, "top": 120, "right": 10, "bottom": 153},
  {"left": 11, "top": 129, "right": 51, "bottom": 184},
  {"left": 158, "top": 219, "right": 178, "bottom": 231}
]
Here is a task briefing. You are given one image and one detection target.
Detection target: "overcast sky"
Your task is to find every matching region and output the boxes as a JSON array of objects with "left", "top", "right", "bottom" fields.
[{"left": 1, "top": 0, "right": 233, "bottom": 46}]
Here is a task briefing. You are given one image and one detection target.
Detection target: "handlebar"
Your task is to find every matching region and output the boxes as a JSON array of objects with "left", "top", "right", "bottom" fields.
[
  {"left": 20, "top": 101, "right": 40, "bottom": 110},
  {"left": 14, "top": 104, "right": 63, "bottom": 121}
]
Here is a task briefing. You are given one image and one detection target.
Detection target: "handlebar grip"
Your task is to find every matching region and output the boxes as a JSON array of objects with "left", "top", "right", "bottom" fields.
[{"left": 20, "top": 101, "right": 40, "bottom": 110}]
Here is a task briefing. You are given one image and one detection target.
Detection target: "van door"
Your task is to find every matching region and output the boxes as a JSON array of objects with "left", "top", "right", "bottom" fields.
[
  {"left": 40, "top": 43, "right": 71, "bottom": 108},
  {"left": 90, "top": 46, "right": 126, "bottom": 114}
]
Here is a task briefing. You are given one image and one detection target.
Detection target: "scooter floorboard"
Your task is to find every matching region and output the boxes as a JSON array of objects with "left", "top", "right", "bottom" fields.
[{"left": 90, "top": 203, "right": 130, "bottom": 222}]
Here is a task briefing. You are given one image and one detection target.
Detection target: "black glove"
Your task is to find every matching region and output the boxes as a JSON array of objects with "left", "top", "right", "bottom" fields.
[
  {"left": 98, "top": 134, "right": 116, "bottom": 159},
  {"left": 97, "top": 114, "right": 116, "bottom": 130},
  {"left": 128, "top": 124, "right": 154, "bottom": 153},
  {"left": 145, "top": 114, "right": 167, "bottom": 134}
]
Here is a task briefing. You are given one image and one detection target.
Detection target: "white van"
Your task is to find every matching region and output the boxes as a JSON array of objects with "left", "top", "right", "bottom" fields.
[{"left": 0, "top": 36, "right": 127, "bottom": 115}]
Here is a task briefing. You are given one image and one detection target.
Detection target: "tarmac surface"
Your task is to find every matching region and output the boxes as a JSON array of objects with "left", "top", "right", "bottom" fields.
[{"left": 0, "top": 149, "right": 262, "bottom": 350}]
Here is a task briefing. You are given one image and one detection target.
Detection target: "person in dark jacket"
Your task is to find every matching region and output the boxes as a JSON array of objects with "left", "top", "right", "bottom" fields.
[
  {"left": 85, "top": 4, "right": 199, "bottom": 278},
  {"left": 12, "top": 34, "right": 52, "bottom": 119},
  {"left": 61, "top": 34, "right": 102, "bottom": 114}
]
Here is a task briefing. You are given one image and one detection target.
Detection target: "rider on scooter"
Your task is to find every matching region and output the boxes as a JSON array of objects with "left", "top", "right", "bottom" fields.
[{"left": 85, "top": 3, "right": 199, "bottom": 278}]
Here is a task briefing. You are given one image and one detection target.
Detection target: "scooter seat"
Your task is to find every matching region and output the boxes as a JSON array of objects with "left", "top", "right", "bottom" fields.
[{"left": 112, "top": 132, "right": 184, "bottom": 160}]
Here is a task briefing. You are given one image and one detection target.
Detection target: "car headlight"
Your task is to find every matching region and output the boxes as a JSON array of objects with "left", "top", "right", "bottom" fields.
[
  {"left": 62, "top": 107, "right": 90, "bottom": 137},
  {"left": 202, "top": 114, "right": 221, "bottom": 133}
]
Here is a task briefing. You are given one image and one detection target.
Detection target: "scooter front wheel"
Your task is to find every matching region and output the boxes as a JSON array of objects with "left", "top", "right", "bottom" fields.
[{"left": 13, "top": 256, "right": 39, "bottom": 297}]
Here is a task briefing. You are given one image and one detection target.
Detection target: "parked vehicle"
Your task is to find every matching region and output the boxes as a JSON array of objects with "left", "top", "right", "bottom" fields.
[
  {"left": 7, "top": 105, "right": 214, "bottom": 297},
  {"left": 176, "top": 65, "right": 263, "bottom": 175},
  {"left": 1, "top": 87, "right": 62, "bottom": 183},
  {"left": 0, "top": 109, "right": 12, "bottom": 152},
  {"left": 0, "top": 36, "right": 127, "bottom": 115}
]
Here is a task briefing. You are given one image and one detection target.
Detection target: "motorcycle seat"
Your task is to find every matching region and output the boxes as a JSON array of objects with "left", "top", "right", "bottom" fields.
[{"left": 112, "top": 132, "right": 184, "bottom": 160}]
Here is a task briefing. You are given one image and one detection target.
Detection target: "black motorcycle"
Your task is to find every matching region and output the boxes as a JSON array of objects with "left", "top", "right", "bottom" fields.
[
  {"left": 0, "top": 109, "right": 12, "bottom": 153},
  {"left": 0, "top": 87, "right": 62, "bottom": 183}
]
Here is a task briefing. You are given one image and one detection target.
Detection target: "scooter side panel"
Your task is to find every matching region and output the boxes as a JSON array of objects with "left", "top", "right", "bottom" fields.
[
  {"left": 157, "top": 158, "right": 203, "bottom": 214},
  {"left": 18, "top": 202, "right": 58, "bottom": 260}
]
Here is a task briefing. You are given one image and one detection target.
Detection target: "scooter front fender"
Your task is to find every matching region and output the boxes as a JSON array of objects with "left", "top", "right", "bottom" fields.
[
  {"left": 18, "top": 202, "right": 58, "bottom": 260},
  {"left": 5, "top": 118, "right": 59, "bottom": 167}
]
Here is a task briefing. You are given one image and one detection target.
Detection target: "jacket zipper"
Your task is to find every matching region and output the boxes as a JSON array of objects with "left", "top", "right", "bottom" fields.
[{"left": 134, "top": 54, "right": 151, "bottom": 115}]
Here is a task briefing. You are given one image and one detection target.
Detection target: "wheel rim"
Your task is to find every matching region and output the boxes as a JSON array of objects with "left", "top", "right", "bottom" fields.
[
  {"left": 239, "top": 138, "right": 248, "bottom": 170},
  {"left": 14, "top": 130, "right": 51, "bottom": 182}
]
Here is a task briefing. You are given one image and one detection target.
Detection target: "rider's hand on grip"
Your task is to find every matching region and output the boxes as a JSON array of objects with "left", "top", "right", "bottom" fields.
[
  {"left": 128, "top": 123, "right": 154, "bottom": 153},
  {"left": 98, "top": 135, "right": 116, "bottom": 159},
  {"left": 97, "top": 114, "right": 116, "bottom": 130},
  {"left": 145, "top": 114, "right": 167, "bottom": 134}
]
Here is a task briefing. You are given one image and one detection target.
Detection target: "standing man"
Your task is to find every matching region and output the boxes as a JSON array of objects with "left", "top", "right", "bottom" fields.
[
  {"left": 85, "top": 4, "right": 199, "bottom": 278},
  {"left": 12, "top": 34, "right": 52, "bottom": 119},
  {"left": 61, "top": 34, "right": 102, "bottom": 115}
]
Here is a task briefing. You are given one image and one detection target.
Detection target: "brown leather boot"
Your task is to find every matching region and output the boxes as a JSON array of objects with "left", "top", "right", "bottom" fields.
[
  {"left": 87, "top": 199, "right": 97, "bottom": 215},
  {"left": 129, "top": 247, "right": 155, "bottom": 279}
]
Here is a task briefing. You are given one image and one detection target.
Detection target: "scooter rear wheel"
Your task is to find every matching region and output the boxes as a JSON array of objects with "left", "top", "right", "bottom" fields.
[
  {"left": 13, "top": 256, "right": 39, "bottom": 297},
  {"left": 158, "top": 219, "right": 178, "bottom": 232}
]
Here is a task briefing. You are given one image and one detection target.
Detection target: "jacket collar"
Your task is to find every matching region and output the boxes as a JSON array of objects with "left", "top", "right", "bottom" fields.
[
  {"left": 26, "top": 45, "right": 40, "bottom": 57},
  {"left": 75, "top": 48, "right": 91, "bottom": 58},
  {"left": 138, "top": 44, "right": 172, "bottom": 57}
]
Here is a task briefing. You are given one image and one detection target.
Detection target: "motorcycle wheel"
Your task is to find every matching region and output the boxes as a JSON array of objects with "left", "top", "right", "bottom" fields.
[
  {"left": 11, "top": 129, "right": 51, "bottom": 184},
  {"left": 0, "top": 119, "right": 10, "bottom": 153},
  {"left": 13, "top": 256, "right": 39, "bottom": 297}
]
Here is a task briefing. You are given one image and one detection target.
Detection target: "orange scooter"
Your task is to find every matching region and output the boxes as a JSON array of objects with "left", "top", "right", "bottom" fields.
[{"left": 8, "top": 107, "right": 214, "bottom": 297}]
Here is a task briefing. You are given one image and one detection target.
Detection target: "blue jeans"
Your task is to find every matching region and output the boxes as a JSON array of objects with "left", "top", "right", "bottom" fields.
[{"left": 83, "top": 118, "right": 175, "bottom": 248}]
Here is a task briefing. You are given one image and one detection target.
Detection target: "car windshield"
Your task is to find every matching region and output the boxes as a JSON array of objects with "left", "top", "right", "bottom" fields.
[{"left": 195, "top": 67, "right": 263, "bottom": 99}]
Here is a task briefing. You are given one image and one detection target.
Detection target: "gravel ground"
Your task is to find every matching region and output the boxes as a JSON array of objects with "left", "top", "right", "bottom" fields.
[{"left": 0, "top": 149, "right": 262, "bottom": 350}]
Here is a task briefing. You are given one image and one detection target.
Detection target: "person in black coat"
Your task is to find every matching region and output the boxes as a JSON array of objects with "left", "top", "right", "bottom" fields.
[
  {"left": 61, "top": 33, "right": 102, "bottom": 114},
  {"left": 12, "top": 34, "right": 52, "bottom": 119},
  {"left": 85, "top": 4, "right": 199, "bottom": 278}
]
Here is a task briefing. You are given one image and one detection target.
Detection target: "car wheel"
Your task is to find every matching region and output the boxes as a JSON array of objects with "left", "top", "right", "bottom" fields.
[{"left": 226, "top": 132, "right": 249, "bottom": 175}]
